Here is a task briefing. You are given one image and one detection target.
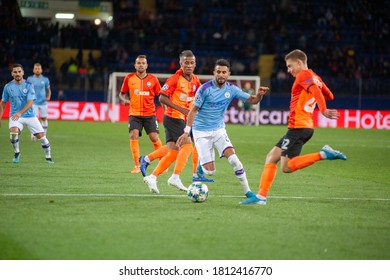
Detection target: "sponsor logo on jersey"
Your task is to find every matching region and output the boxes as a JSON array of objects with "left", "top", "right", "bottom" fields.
[
  {"left": 134, "top": 90, "right": 150, "bottom": 96},
  {"left": 179, "top": 93, "right": 187, "bottom": 101}
]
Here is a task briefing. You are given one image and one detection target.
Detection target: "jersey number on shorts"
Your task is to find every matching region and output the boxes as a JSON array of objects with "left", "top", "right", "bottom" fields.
[{"left": 281, "top": 138, "right": 290, "bottom": 150}]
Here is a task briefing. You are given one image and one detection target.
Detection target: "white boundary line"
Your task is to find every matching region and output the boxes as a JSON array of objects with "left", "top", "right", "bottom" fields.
[{"left": 1, "top": 193, "right": 390, "bottom": 201}]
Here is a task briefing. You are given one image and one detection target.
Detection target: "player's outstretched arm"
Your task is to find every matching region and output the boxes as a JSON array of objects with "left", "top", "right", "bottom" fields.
[
  {"left": 322, "top": 109, "right": 340, "bottom": 120},
  {"left": 310, "top": 83, "right": 338, "bottom": 119},
  {"left": 247, "top": 86, "right": 269, "bottom": 104}
]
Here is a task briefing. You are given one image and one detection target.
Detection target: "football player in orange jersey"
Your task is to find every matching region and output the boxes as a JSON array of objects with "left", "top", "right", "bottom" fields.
[
  {"left": 142, "top": 50, "right": 205, "bottom": 194},
  {"left": 241, "top": 49, "right": 347, "bottom": 205},
  {"left": 119, "top": 55, "right": 163, "bottom": 174}
]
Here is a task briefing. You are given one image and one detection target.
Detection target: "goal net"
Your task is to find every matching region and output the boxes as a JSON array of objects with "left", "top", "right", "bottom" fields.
[{"left": 107, "top": 72, "right": 261, "bottom": 125}]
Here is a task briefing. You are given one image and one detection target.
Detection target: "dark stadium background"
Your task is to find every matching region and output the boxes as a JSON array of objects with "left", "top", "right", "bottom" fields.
[{"left": 1, "top": 0, "right": 389, "bottom": 109}]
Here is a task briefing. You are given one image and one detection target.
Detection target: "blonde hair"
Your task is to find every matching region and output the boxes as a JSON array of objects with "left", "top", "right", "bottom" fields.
[{"left": 285, "top": 49, "right": 307, "bottom": 64}]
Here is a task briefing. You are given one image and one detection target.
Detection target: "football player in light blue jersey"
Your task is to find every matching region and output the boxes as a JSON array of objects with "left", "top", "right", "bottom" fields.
[
  {"left": 177, "top": 59, "right": 269, "bottom": 198},
  {"left": 191, "top": 79, "right": 253, "bottom": 131},
  {"left": 27, "top": 63, "right": 51, "bottom": 141},
  {"left": 0, "top": 64, "right": 54, "bottom": 164}
]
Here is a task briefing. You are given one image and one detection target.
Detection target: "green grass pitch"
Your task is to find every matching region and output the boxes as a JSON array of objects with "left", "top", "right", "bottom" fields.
[{"left": 0, "top": 120, "right": 389, "bottom": 260}]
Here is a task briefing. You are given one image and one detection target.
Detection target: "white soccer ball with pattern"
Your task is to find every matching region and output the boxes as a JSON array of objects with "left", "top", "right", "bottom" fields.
[{"left": 187, "top": 182, "right": 209, "bottom": 202}]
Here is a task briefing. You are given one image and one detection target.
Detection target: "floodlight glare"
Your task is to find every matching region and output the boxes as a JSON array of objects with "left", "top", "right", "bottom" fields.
[{"left": 55, "top": 13, "right": 75, "bottom": 19}]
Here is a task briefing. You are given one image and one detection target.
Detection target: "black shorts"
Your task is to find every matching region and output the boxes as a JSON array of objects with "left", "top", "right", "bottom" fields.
[
  {"left": 276, "top": 128, "right": 314, "bottom": 158},
  {"left": 163, "top": 115, "right": 185, "bottom": 143},
  {"left": 128, "top": 116, "right": 160, "bottom": 137}
]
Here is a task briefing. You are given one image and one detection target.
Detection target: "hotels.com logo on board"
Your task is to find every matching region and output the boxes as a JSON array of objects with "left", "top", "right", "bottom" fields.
[
  {"left": 223, "top": 107, "right": 390, "bottom": 129},
  {"left": 315, "top": 109, "right": 390, "bottom": 129}
]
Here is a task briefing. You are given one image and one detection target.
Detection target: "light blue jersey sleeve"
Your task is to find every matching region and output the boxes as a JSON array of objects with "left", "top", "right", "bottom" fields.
[
  {"left": 234, "top": 84, "right": 252, "bottom": 102},
  {"left": 2, "top": 84, "right": 9, "bottom": 103},
  {"left": 193, "top": 80, "right": 250, "bottom": 131}
]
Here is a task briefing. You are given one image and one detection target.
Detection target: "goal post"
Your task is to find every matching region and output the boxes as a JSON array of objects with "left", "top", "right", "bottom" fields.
[{"left": 108, "top": 72, "right": 261, "bottom": 125}]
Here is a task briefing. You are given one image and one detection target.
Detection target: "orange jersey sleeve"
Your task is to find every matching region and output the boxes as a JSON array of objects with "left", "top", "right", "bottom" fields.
[
  {"left": 288, "top": 69, "right": 330, "bottom": 128},
  {"left": 160, "top": 69, "right": 201, "bottom": 120},
  {"left": 120, "top": 73, "right": 161, "bottom": 116},
  {"left": 321, "top": 82, "right": 334, "bottom": 100}
]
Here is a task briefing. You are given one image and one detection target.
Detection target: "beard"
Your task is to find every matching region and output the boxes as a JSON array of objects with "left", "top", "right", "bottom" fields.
[{"left": 216, "top": 77, "right": 226, "bottom": 86}]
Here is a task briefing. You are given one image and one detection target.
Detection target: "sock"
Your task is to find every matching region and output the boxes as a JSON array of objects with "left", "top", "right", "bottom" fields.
[
  {"left": 288, "top": 152, "right": 322, "bottom": 172},
  {"left": 259, "top": 163, "right": 277, "bottom": 198},
  {"left": 173, "top": 143, "right": 192, "bottom": 175},
  {"left": 148, "top": 145, "right": 168, "bottom": 161},
  {"left": 41, "top": 120, "right": 48, "bottom": 134},
  {"left": 194, "top": 163, "right": 204, "bottom": 178},
  {"left": 39, "top": 136, "right": 51, "bottom": 158},
  {"left": 192, "top": 145, "right": 199, "bottom": 175},
  {"left": 130, "top": 139, "right": 140, "bottom": 166},
  {"left": 152, "top": 149, "right": 178, "bottom": 177},
  {"left": 152, "top": 139, "right": 162, "bottom": 150},
  {"left": 10, "top": 132, "right": 20, "bottom": 153},
  {"left": 227, "top": 154, "right": 251, "bottom": 194}
]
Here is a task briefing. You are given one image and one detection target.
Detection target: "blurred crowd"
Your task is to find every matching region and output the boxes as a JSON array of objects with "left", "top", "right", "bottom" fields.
[{"left": 0, "top": 0, "right": 389, "bottom": 95}]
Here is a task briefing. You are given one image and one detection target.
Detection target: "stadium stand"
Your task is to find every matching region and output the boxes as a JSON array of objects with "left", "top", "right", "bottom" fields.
[{"left": 0, "top": 0, "right": 389, "bottom": 106}]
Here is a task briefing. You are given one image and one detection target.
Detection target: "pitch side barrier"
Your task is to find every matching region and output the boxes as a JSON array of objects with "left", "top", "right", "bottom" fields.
[{"left": 2, "top": 102, "right": 387, "bottom": 129}]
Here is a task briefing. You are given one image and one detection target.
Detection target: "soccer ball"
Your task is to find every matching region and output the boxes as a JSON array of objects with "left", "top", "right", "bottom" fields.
[{"left": 187, "top": 182, "right": 208, "bottom": 202}]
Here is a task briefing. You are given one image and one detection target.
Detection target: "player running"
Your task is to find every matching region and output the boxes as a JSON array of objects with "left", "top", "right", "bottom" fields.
[{"left": 176, "top": 58, "right": 269, "bottom": 198}]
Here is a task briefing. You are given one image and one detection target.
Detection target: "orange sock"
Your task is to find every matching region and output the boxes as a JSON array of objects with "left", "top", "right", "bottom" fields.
[
  {"left": 192, "top": 145, "right": 199, "bottom": 174},
  {"left": 130, "top": 139, "right": 139, "bottom": 166},
  {"left": 152, "top": 139, "right": 162, "bottom": 150},
  {"left": 148, "top": 145, "right": 168, "bottom": 161},
  {"left": 259, "top": 163, "right": 277, "bottom": 198},
  {"left": 288, "top": 152, "right": 322, "bottom": 172},
  {"left": 152, "top": 149, "right": 178, "bottom": 177},
  {"left": 173, "top": 143, "right": 193, "bottom": 175}
]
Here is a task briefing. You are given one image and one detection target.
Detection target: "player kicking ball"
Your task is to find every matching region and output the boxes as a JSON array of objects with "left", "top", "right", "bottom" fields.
[{"left": 240, "top": 49, "right": 346, "bottom": 205}]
